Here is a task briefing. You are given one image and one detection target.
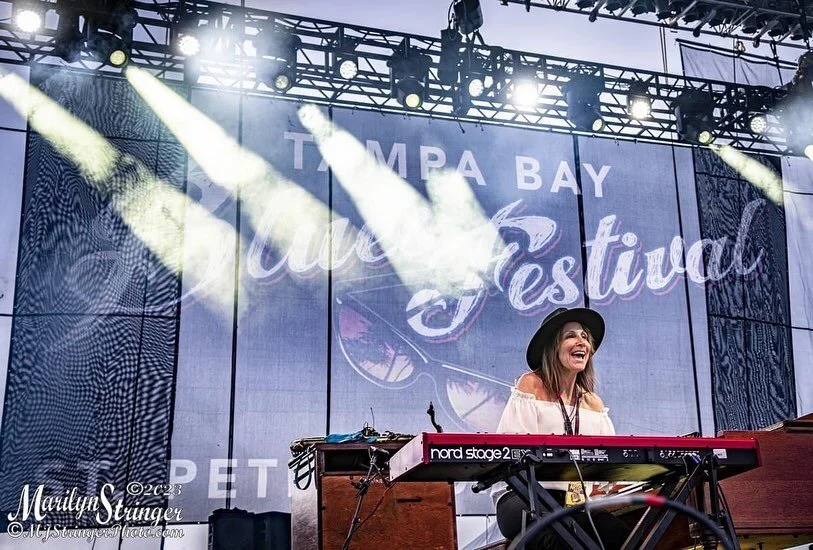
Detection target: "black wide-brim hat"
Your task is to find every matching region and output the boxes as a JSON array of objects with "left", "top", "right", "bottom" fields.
[{"left": 526, "top": 307, "right": 605, "bottom": 370}]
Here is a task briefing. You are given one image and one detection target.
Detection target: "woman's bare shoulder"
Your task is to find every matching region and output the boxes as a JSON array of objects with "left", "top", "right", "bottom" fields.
[
  {"left": 516, "top": 372, "right": 552, "bottom": 400},
  {"left": 582, "top": 392, "right": 606, "bottom": 412}
]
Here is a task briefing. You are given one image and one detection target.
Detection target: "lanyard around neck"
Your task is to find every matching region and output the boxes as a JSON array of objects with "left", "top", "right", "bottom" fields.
[{"left": 556, "top": 393, "right": 580, "bottom": 435}]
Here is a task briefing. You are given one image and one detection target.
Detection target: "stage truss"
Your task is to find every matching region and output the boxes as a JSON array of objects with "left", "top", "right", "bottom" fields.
[
  {"left": 498, "top": 0, "right": 813, "bottom": 48},
  {"left": 0, "top": 0, "right": 799, "bottom": 155}
]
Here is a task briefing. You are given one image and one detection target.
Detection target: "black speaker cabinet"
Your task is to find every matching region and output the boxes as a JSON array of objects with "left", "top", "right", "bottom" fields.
[
  {"left": 209, "top": 508, "right": 293, "bottom": 550},
  {"left": 209, "top": 508, "right": 255, "bottom": 550}
]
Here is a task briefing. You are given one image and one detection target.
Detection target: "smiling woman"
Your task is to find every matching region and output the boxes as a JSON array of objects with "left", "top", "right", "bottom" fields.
[{"left": 491, "top": 307, "right": 631, "bottom": 549}]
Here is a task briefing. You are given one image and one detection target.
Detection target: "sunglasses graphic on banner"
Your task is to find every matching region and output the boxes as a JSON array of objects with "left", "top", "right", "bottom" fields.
[{"left": 335, "top": 291, "right": 510, "bottom": 432}]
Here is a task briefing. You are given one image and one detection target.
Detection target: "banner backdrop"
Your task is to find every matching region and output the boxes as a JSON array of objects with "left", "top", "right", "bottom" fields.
[{"left": 0, "top": 69, "right": 797, "bottom": 524}]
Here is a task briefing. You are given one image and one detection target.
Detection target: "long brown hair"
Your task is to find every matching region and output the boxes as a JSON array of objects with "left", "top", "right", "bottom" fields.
[{"left": 532, "top": 324, "right": 596, "bottom": 398}]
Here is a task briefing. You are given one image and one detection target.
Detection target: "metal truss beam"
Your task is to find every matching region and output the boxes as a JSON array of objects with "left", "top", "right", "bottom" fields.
[
  {"left": 0, "top": 0, "right": 798, "bottom": 155},
  {"left": 498, "top": 0, "right": 813, "bottom": 48}
]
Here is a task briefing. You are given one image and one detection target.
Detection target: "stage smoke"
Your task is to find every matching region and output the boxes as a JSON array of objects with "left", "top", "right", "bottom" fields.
[
  {"left": 125, "top": 66, "right": 361, "bottom": 285},
  {"left": 711, "top": 144, "right": 783, "bottom": 205},
  {"left": 0, "top": 68, "right": 241, "bottom": 316},
  {"left": 297, "top": 103, "right": 506, "bottom": 297}
]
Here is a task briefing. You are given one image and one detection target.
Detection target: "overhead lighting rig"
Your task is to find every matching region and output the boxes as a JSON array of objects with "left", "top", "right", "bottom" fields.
[
  {"left": 499, "top": 0, "right": 813, "bottom": 46},
  {"left": 0, "top": 0, "right": 806, "bottom": 155}
]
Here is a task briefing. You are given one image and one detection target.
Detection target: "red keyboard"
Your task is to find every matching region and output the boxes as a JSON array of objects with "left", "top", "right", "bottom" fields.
[{"left": 388, "top": 432, "right": 761, "bottom": 483}]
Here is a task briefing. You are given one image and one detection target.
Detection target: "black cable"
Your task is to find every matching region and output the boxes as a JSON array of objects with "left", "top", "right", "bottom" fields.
[
  {"left": 349, "top": 482, "right": 395, "bottom": 536},
  {"left": 342, "top": 459, "right": 377, "bottom": 550},
  {"left": 571, "top": 457, "right": 605, "bottom": 550},
  {"left": 514, "top": 494, "right": 736, "bottom": 550}
]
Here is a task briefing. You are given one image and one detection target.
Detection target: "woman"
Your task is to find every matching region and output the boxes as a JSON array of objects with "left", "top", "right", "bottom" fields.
[{"left": 492, "top": 307, "right": 630, "bottom": 549}]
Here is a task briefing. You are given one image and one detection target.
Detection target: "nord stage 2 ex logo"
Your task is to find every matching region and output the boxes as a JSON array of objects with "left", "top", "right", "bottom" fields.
[{"left": 428, "top": 445, "right": 533, "bottom": 462}]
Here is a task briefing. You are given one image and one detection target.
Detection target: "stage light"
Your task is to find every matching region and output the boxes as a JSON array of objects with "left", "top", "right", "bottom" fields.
[
  {"left": 333, "top": 34, "right": 359, "bottom": 80},
  {"left": 453, "top": 0, "right": 484, "bottom": 35},
  {"left": 776, "top": 93, "right": 813, "bottom": 155},
  {"left": 337, "top": 56, "right": 358, "bottom": 79},
  {"left": 257, "top": 60, "right": 295, "bottom": 92},
  {"left": 741, "top": 86, "right": 775, "bottom": 135},
  {"left": 14, "top": 6, "right": 42, "bottom": 33},
  {"left": 173, "top": 13, "right": 208, "bottom": 58},
  {"left": 85, "top": 1, "right": 137, "bottom": 67},
  {"left": 388, "top": 47, "right": 431, "bottom": 109},
  {"left": 511, "top": 79, "right": 538, "bottom": 106},
  {"left": 673, "top": 89, "right": 715, "bottom": 145},
  {"left": 178, "top": 34, "right": 200, "bottom": 57},
  {"left": 626, "top": 81, "right": 651, "bottom": 120},
  {"left": 565, "top": 74, "right": 605, "bottom": 131},
  {"left": 255, "top": 26, "right": 301, "bottom": 93},
  {"left": 467, "top": 76, "right": 484, "bottom": 98},
  {"left": 108, "top": 48, "right": 127, "bottom": 67},
  {"left": 460, "top": 49, "right": 486, "bottom": 98},
  {"left": 87, "top": 30, "right": 129, "bottom": 66},
  {"left": 748, "top": 113, "right": 768, "bottom": 134},
  {"left": 53, "top": 5, "right": 83, "bottom": 63},
  {"left": 509, "top": 66, "right": 539, "bottom": 107}
]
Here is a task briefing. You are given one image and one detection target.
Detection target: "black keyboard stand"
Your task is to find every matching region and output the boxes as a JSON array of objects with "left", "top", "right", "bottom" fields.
[
  {"left": 623, "top": 453, "right": 740, "bottom": 550},
  {"left": 473, "top": 452, "right": 739, "bottom": 550},
  {"left": 474, "top": 452, "right": 601, "bottom": 550}
]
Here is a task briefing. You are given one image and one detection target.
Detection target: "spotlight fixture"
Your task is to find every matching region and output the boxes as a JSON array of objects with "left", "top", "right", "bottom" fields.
[
  {"left": 332, "top": 34, "right": 359, "bottom": 80},
  {"left": 388, "top": 46, "right": 431, "bottom": 109},
  {"left": 178, "top": 34, "right": 201, "bottom": 57},
  {"left": 337, "top": 55, "right": 359, "bottom": 79},
  {"left": 255, "top": 26, "right": 301, "bottom": 93},
  {"left": 564, "top": 74, "right": 605, "bottom": 132},
  {"left": 460, "top": 49, "right": 486, "bottom": 98},
  {"left": 87, "top": 31, "right": 130, "bottom": 66},
  {"left": 453, "top": 0, "right": 484, "bottom": 35},
  {"left": 775, "top": 81, "right": 813, "bottom": 154},
  {"left": 626, "top": 81, "right": 652, "bottom": 120},
  {"left": 509, "top": 66, "right": 539, "bottom": 107},
  {"left": 173, "top": 13, "right": 206, "bottom": 57},
  {"left": 258, "top": 59, "right": 296, "bottom": 91},
  {"left": 673, "top": 89, "right": 715, "bottom": 145},
  {"left": 85, "top": 0, "right": 138, "bottom": 67},
  {"left": 748, "top": 113, "right": 768, "bottom": 134},
  {"left": 742, "top": 86, "right": 775, "bottom": 135},
  {"left": 14, "top": 3, "right": 43, "bottom": 33},
  {"left": 53, "top": 5, "right": 83, "bottom": 63},
  {"left": 465, "top": 74, "right": 485, "bottom": 98}
]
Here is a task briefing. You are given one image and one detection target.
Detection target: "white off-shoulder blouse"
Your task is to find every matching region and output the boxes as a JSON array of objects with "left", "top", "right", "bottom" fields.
[{"left": 491, "top": 387, "right": 616, "bottom": 506}]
